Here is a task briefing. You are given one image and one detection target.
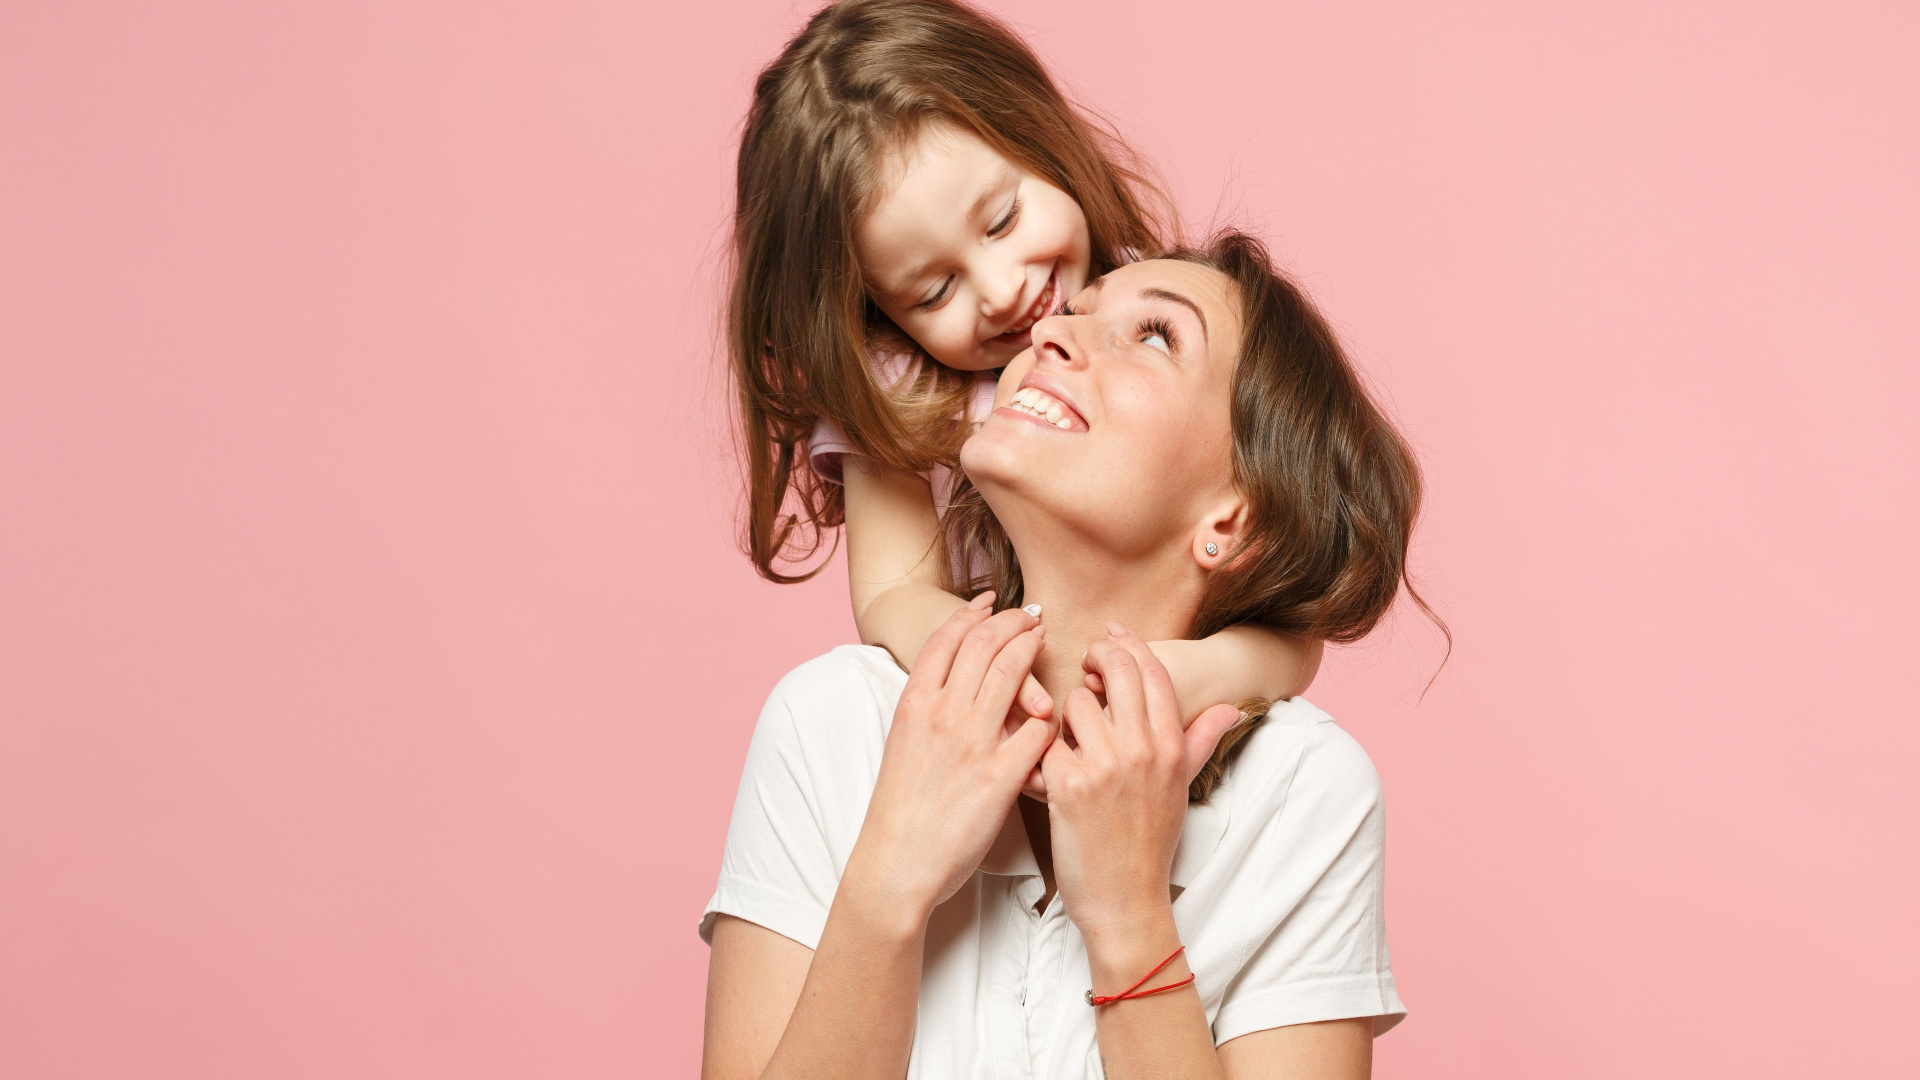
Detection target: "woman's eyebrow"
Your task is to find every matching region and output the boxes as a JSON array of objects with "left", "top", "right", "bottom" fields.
[{"left": 1140, "top": 287, "right": 1208, "bottom": 346}]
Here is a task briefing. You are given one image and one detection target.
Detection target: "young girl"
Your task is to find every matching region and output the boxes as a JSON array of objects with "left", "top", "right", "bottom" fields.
[{"left": 728, "top": 0, "right": 1320, "bottom": 722}]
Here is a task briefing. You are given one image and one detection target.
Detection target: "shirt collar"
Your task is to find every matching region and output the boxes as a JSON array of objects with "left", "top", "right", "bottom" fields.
[{"left": 977, "top": 799, "right": 1229, "bottom": 890}]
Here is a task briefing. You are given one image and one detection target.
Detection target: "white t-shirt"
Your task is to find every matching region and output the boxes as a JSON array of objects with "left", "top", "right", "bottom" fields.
[{"left": 701, "top": 646, "right": 1405, "bottom": 1078}]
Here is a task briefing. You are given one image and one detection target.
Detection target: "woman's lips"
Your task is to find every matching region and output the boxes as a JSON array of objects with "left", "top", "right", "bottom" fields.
[{"left": 996, "top": 382, "right": 1087, "bottom": 432}]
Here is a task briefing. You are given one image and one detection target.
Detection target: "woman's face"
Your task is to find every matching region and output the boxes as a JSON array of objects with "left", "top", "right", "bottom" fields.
[
  {"left": 855, "top": 121, "right": 1092, "bottom": 373},
  {"left": 961, "top": 259, "right": 1243, "bottom": 557}
]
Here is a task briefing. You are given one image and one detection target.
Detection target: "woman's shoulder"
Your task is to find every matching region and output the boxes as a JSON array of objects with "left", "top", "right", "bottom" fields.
[
  {"left": 758, "top": 645, "right": 905, "bottom": 748},
  {"left": 1215, "top": 698, "right": 1383, "bottom": 816}
]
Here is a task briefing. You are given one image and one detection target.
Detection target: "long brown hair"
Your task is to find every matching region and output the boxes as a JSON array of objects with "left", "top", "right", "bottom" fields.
[
  {"left": 947, "top": 231, "right": 1445, "bottom": 799},
  {"left": 729, "top": 0, "right": 1168, "bottom": 581}
]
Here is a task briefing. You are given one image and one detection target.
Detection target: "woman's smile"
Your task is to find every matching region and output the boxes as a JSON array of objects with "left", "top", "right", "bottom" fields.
[{"left": 993, "top": 369, "right": 1088, "bottom": 432}]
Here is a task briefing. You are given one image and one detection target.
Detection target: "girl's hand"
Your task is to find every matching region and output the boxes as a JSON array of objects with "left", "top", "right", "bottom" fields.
[
  {"left": 848, "top": 594, "right": 1058, "bottom": 916},
  {"left": 1043, "top": 624, "right": 1242, "bottom": 942}
]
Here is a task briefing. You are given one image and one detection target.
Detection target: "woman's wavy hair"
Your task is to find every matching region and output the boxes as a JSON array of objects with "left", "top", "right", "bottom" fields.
[
  {"left": 947, "top": 231, "right": 1446, "bottom": 800},
  {"left": 729, "top": 0, "right": 1169, "bottom": 581}
]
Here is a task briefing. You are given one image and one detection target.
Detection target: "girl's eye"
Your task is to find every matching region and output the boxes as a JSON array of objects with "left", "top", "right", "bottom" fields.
[
  {"left": 917, "top": 277, "right": 954, "bottom": 311},
  {"left": 1139, "top": 317, "right": 1177, "bottom": 354},
  {"left": 988, "top": 194, "right": 1023, "bottom": 238}
]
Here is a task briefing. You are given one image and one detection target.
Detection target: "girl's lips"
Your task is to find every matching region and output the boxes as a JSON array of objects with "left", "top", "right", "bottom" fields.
[{"left": 990, "top": 266, "right": 1060, "bottom": 346}]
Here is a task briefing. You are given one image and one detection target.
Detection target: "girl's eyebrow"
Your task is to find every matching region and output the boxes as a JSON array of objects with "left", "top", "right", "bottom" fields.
[{"left": 1139, "top": 286, "right": 1208, "bottom": 348}]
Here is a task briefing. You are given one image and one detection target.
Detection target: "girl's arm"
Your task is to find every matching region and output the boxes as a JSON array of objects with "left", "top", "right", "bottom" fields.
[
  {"left": 843, "top": 456, "right": 1052, "bottom": 719},
  {"left": 1149, "top": 624, "right": 1324, "bottom": 725},
  {"left": 841, "top": 455, "right": 966, "bottom": 670}
]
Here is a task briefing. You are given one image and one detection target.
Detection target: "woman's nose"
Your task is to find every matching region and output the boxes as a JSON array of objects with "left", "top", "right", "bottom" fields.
[{"left": 1028, "top": 314, "right": 1084, "bottom": 368}]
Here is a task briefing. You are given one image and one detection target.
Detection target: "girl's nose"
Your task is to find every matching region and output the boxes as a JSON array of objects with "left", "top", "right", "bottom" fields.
[{"left": 976, "top": 256, "right": 1025, "bottom": 320}]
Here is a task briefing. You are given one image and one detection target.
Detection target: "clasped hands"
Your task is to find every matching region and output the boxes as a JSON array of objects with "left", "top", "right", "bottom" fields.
[{"left": 849, "top": 593, "right": 1243, "bottom": 931}]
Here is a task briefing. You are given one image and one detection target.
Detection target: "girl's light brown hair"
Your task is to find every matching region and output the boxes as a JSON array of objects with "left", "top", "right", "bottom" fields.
[
  {"left": 947, "top": 230, "right": 1447, "bottom": 800},
  {"left": 730, "top": 0, "right": 1167, "bottom": 581}
]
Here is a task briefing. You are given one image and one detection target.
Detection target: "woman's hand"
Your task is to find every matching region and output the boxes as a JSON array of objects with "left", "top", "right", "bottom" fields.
[
  {"left": 845, "top": 594, "right": 1058, "bottom": 919},
  {"left": 1043, "top": 624, "right": 1243, "bottom": 942}
]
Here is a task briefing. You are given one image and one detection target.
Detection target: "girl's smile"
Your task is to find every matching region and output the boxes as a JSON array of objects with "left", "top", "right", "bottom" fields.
[{"left": 989, "top": 262, "right": 1064, "bottom": 350}]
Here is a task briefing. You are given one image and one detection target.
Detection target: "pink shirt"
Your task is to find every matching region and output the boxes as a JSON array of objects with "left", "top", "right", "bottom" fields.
[{"left": 806, "top": 350, "right": 999, "bottom": 509}]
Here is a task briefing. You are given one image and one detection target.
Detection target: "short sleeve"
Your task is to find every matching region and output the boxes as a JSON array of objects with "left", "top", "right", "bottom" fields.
[
  {"left": 698, "top": 649, "right": 895, "bottom": 948},
  {"left": 808, "top": 415, "right": 856, "bottom": 487},
  {"left": 804, "top": 351, "right": 997, "bottom": 491},
  {"left": 1209, "top": 723, "right": 1406, "bottom": 1043}
]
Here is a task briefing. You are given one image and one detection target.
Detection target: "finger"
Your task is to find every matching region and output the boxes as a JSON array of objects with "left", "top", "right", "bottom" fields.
[
  {"left": 1059, "top": 687, "right": 1111, "bottom": 760},
  {"left": 947, "top": 606, "right": 1039, "bottom": 700},
  {"left": 1000, "top": 713, "right": 1057, "bottom": 777},
  {"left": 974, "top": 624, "right": 1046, "bottom": 724},
  {"left": 1083, "top": 671, "right": 1105, "bottom": 695},
  {"left": 1019, "top": 762, "right": 1048, "bottom": 799},
  {"left": 1018, "top": 673, "right": 1054, "bottom": 720},
  {"left": 1183, "top": 703, "right": 1245, "bottom": 785},
  {"left": 904, "top": 602, "right": 993, "bottom": 694},
  {"left": 1040, "top": 733, "right": 1079, "bottom": 790},
  {"left": 1106, "top": 623, "right": 1181, "bottom": 739},
  {"left": 1086, "top": 638, "right": 1148, "bottom": 740}
]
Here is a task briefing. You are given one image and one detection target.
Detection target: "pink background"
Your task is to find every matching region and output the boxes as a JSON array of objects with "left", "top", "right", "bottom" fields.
[{"left": 3, "top": 0, "right": 1915, "bottom": 1076}]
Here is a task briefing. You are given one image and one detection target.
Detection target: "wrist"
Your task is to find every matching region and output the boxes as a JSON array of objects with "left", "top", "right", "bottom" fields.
[
  {"left": 1074, "top": 894, "right": 1177, "bottom": 956},
  {"left": 839, "top": 841, "right": 940, "bottom": 938},
  {"left": 1078, "top": 903, "right": 1183, "bottom": 989}
]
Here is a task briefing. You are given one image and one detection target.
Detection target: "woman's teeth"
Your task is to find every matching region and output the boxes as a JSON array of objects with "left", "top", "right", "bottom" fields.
[{"left": 1009, "top": 386, "right": 1075, "bottom": 429}]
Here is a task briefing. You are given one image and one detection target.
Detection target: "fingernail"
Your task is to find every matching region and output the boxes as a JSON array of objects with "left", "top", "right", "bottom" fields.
[
  {"left": 1023, "top": 603, "right": 1042, "bottom": 617},
  {"left": 1107, "top": 621, "right": 1127, "bottom": 637},
  {"left": 969, "top": 591, "right": 995, "bottom": 610}
]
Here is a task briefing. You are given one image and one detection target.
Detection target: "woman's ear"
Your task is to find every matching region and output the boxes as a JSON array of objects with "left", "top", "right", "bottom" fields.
[{"left": 1193, "top": 496, "right": 1248, "bottom": 571}]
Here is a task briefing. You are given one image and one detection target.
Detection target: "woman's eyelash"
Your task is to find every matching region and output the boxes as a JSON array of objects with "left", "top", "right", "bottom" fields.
[
  {"left": 988, "top": 195, "right": 1023, "bottom": 237},
  {"left": 1140, "top": 316, "right": 1178, "bottom": 351}
]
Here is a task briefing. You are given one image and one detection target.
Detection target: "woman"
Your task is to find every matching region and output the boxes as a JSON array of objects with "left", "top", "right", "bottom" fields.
[{"left": 702, "top": 232, "right": 1427, "bottom": 1079}]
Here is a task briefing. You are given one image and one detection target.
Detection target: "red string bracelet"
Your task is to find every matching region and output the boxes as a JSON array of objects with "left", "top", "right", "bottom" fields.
[{"left": 1085, "top": 946, "right": 1195, "bottom": 1007}]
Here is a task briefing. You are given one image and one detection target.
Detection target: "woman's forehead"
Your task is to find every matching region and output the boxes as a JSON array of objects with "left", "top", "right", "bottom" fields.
[{"left": 1083, "top": 260, "right": 1239, "bottom": 352}]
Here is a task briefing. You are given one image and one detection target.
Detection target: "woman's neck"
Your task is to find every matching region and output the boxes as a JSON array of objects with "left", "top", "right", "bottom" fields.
[{"left": 1014, "top": 543, "right": 1204, "bottom": 710}]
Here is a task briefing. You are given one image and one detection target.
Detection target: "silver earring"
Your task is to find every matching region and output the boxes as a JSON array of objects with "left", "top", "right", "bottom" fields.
[{"left": 1205, "top": 542, "right": 1218, "bottom": 556}]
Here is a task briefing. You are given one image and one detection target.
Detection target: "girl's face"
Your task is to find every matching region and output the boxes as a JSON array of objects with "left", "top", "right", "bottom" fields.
[{"left": 856, "top": 121, "right": 1092, "bottom": 372}]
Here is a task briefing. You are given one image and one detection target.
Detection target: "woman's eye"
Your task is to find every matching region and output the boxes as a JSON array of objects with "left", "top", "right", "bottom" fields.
[{"left": 1137, "top": 317, "right": 1177, "bottom": 354}]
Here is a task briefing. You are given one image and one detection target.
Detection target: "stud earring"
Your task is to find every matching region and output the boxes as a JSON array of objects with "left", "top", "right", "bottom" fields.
[{"left": 1205, "top": 542, "right": 1218, "bottom": 556}]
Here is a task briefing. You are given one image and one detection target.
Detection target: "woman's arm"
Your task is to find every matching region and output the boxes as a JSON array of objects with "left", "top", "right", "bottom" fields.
[
  {"left": 1045, "top": 628, "right": 1371, "bottom": 1080},
  {"left": 1148, "top": 624, "right": 1323, "bottom": 725},
  {"left": 843, "top": 456, "right": 1052, "bottom": 719},
  {"left": 701, "top": 601, "right": 1056, "bottom": 1080}
]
